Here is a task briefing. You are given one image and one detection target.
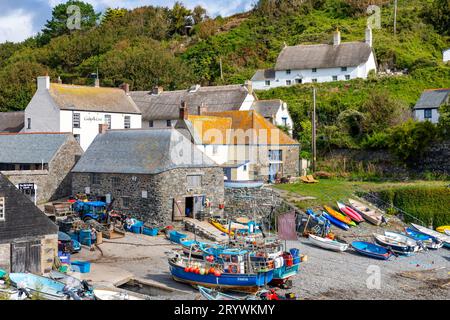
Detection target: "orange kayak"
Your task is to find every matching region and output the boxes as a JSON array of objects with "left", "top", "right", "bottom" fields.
[{"left": 324, "top": 206, "right": 356, "bottom": 227}]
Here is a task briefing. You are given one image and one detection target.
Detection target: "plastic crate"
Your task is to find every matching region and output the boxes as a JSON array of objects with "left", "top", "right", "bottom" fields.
[
  {"left": 71, "top": 261, "right": 91, "bottom": 273},
  {"left": 79, "top": 229, "right": 92, "bottom": 246},
  {"left": 143, "top": 227, "right": 158, "bottom": 236}
]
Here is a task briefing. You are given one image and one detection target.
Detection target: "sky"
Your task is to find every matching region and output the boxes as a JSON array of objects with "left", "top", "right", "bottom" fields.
[{"left": 0, "top": 0, "right": 253, "bottom": 43}]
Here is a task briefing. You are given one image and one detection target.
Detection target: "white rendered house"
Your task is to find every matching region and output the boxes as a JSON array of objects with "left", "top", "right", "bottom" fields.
[
  {"left": 24, "top": 76, "right": 142, "bottom": 150},
  {"left": 413, "top": 89, "right": 449, "bottom": 124},
  {"left": 444, "top": 49, "right": 450, "bottom": 63},
  {"left": 252, "top": 27, "right": 377, "bottom": 90}
]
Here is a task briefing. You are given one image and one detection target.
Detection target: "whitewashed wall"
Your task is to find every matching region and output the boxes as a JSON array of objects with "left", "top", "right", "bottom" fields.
[
  {"left": 414, "top": 109, "right": 440, "bottom": 124},
  {"left": 444, "top": 49, "right": 450, "bottom": 63}
]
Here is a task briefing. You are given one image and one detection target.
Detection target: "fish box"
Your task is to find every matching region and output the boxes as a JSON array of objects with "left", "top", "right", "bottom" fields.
[
  {"left": 143, "top": 227, "right": 158, "bottom": 236},
  {"left": 71, "top": 261, "right": 91, "bottom": 273}
]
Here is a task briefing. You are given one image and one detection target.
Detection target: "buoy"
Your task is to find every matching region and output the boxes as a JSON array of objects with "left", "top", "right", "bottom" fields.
[
  {"left": 209, "top": 267, "right": 215, "bottom": 274},
  {"left": 214, "top": 270, "right": 221, "bottom": 277},
  {"left": 184, "top": 267, "right": 189, "bottom": 272}
]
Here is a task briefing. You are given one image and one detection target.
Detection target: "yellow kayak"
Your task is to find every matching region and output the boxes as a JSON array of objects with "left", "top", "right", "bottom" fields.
[
  {"left": 324, "top": 206, "right": 356, "bottom": 227},
  {"left": 436, "top": 226, "right": 450, "bottom": 233},
  {"left": 209, "top": 219, "right": 235, "bottom": 236}
]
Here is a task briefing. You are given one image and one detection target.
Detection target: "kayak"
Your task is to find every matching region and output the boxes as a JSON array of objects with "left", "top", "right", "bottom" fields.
[
  {"left": 348, "top": 198, "right": 383, "bottom": 226},
  {"left": 324, "top": 205, "right": 356, "bottom": 227},
  {"left": 321, "top": 211, "right": 349, "bottom": 231},
  {"left": 436, "top": 226, "right": 450, "bottom": 234},
  {"left": 336, "top": 202, "right": 364, "bottom": 223},
  {"left": 209, "top": 219, "right": 235, "bottom": 236},
  {"left": 404, "top": 228, "right": 444, "bottom": 250}
]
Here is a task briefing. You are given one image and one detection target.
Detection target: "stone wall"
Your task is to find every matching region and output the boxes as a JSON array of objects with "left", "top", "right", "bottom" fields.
[
  {"left": 72, "top": 167, "right": 224, "bottom": 226},
  {"left": 0, "top": 243, "right": 10, "bottom": 271}
]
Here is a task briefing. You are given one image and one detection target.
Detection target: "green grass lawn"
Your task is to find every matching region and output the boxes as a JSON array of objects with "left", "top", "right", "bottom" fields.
[{"left": 274, "top": 179, "right": 448, "bottom": 211}]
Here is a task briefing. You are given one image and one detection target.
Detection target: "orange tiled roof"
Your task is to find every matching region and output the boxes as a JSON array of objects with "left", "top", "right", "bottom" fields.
[{"left": 187, "top": 115, "right": 232, "bottom": 145}]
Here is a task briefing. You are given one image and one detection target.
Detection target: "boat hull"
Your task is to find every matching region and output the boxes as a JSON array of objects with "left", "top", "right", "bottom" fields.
[
  {"left": 404, "top": 228, "right": 443, "bottom": 249},
  {"left": 9, "top": 273, "right": 67, "bottom": 300},
  {"left": 411, "top": 223, "right": 450, "bottom": 247},
  {"left": 324, "top": 206, "right": 355, "bottom": 226},
  {"left": 322, "top": 212, "right": 349, "bottom": 231},
  {"left": 351, "top": 241, "right": 392, "bottom": 260},
  {"left": 348, "top": 199, "right": 383, "bottom": 226},
  {"left": 373, "top": 234, "right": 417, "bottom": 255},
  {"left": 309, "top": 234, "right": 348, "bottom": 252}
]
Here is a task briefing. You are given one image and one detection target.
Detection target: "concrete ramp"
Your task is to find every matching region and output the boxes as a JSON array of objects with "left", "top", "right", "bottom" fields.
[{"left": 184, "top": 218, "right": 229, "bottom": 243}]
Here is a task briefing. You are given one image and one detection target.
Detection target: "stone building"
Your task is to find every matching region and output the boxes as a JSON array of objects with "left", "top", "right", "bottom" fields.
[
  {"left": 0, "top": 111, "right": 24, "bottom": 133},
  {"left": 71, "top": 128, "right": 224, "bottom": 225},
  {"left": 0, "top": 133, "right": 84, "bottom": 204},
  {"left": 0, "top": 173, "right": 58, "bottom": 274}
]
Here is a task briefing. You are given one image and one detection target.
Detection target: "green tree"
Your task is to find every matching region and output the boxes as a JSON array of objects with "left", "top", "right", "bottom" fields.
[
  {"left": 438, "top": 102, "right": 450, "bottom": 137},
  {"left": 101, "top": 8, "right": 128, "bottom": 25},
  {"left": 38, "top": 0, "right": 100, "bottom": 45},
  {"left": 192, "top": 6, "right": 207, "bottom": 24},
  {"left": 424, "top": 0, "right": 450, "bottom": 35},
  {"left": 169, "top": 2, "right": 193, "bottom": 35}
]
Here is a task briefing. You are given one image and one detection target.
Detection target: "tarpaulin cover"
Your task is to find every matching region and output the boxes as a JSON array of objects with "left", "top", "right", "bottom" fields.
[{"left": 277, "top": 211, "right": 298, "bottom": 240}]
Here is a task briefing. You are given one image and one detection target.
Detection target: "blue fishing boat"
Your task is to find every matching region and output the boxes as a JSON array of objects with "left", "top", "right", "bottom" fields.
[
  {"left": 9, "top": 273, "right": 68, "bottom": 300},
  {"left": 322, "top": 211, "right": 349, "bottom": 231},
  {"left": 168, "top": 256, "right": 274, "bottom": 293},
  {"left": 404, "top": 228, "right": 444, "bottom": 250},
  {"left": 351, "top": 241, "right": 392, "bottom": 260}
]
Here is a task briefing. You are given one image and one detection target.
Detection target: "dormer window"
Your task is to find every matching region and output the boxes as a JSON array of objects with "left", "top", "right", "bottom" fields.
[{"left": 0, "top": 197, "right": 5, "bottom": 221}]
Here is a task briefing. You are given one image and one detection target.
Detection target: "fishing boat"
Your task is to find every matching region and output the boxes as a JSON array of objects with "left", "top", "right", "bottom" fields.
[
  {"left": 373, "top": 234, "right": 418, "bottom": 255},
  {"left": 269, "top": 249, "right": 300, "bottom": 288},
  {"left": 93, "top": 289, "right": 145, "bottom": 300},
  {"left": 321, "top": 211, "right": 350, "bottom": 231},
  {"left": 348, "top": 198, "right": 384, "bottom": 226},
  {"left": 404, "top": 228, "right": 443, "bottom": 250},
  {"left": 351, "top": 241, "right": 392, "bottom": 260},
  {"left": 168, "top": 254, "right": 274, "bottom": 293},
  {"left": 308, "top": 234, "right": 349, "bottom": 252},
  {"left": 324, "top": 205, "right": 356, "bottom": 226},
  {"left": 180, "top": 239, "right": 212, "bottom": 259},
  {"left": 436, "top": 226, "right": 450, "bottom": 234},
  {"left": 0, "top": 279, "right": 30, "bottom": 300},
  {"left": 9, "top": 273, "right": 68, "bottom": 300},
  {"left": 336, "top": 202, "right": 364, "bottom": 223},
  {"left": 410, "top": 223, "right": 450, "bottom": 248},
  {"left": 198, "top": 286, "right": 256, "bottom": 300}
]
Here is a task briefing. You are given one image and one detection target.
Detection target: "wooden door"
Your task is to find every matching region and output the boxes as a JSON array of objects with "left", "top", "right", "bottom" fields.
[
  {"left": 11, "top": 240, "right": 41, "bottom": 273},
  {"left": 27, "top": 241, "right": 41, "bottom": 274},
  {"left": 173, "top": 197, "right": 185, "bottom": 221}
]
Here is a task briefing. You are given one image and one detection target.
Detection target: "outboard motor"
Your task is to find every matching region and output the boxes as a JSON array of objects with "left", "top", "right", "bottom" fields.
[{"left": 62, "top": 285, "right": 81, "bottom": 300}]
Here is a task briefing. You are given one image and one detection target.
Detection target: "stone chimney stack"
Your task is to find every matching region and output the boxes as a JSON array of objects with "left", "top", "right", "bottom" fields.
[
  {"left": 57, "top": 76, "right": 62, "bottom": 84},
  {"left": 180, "top": 101, "right": 188, "bottom": 120},
  {"left": 198, "top": 103, "right": 208, "bottom": 115},
  {"left": 119, "top": 83, "right": 130, "bottom": 94},
  {"left": 152, "top": 86, "right": 163, "bottom": 95},
  {"left": 244, "top": 80, "right": 253, "bottom": 95},
  {"left": 365, "top": 26, "right": 373, "bottom": 47},
  {"left": 94, "top": 78, "right": 100, "bottom": 88},
  {"left": 333, "top": 28, "right": 341, "bottom": 46},
  {"left": 37, "top": 75, "right": 50, "bottom": 91},
  {"left": 98, "top": 123, "right": 108, "bottom": 134}
]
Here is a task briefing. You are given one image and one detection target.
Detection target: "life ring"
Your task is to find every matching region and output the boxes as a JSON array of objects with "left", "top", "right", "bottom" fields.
[{"left": 228, "top": 264, "right": 239, "bottom": 274}]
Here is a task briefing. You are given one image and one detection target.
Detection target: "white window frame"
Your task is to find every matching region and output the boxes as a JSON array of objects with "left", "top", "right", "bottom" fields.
[
  {"left": 212, "top": 145, "right": 218, "bottom": 155},
  {"left": 286, "top": 80, "right": 292, "bottom": 85},
  {"left": 105, "top": 114, "right": 112, "bottom": 129},
  {"left": 265, "top": 80, "right": 271, "bottom": 86},
  {"left": 286, "top": 69, "right": 291, "bottom": 75},
  {"left": 341, "top": 67, "right": 347, "bottom": 72},
  {"left": 312, "top": 79, "right": 318, "bottom": 83},
  {"left": 312, "top": 68, "right": 317, "bottom": 73},
  {"left": 73, "top": 113, "right": 81, "bottom": 128},
  {"left": 345, "top": 75, "right": 351, "bottom": 80},
  {"left": 0, "top": 197, "right": 5, "bottom": 221},
  {"left": 332, "top": 75, "right": 338, "bottom": 81},
  {"left": 424, "top": 109, "right": 432, "bottom": 119}
]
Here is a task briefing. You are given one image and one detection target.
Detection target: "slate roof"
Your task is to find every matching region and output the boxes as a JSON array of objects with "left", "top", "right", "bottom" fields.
[
  {"left": 0, "top": 173, "right": 57, "bottom": 242},
  {"left": 251, "top": 69, "right": 276, "bottom": 81},
  {"left": 49, "top": 83, "right": 141, "bottom": 114},
  {"left": 0, "top": 111, "right": 24, "bottom": 132},
  {"left": 72, "top": 129, "right": 218, "bottom": 174},
  {"left": 251, "top": 100, "right": 283, "bottom": 118},
  {"left": 274, "top": 42, "right": 373, "bottom": 71},
  {"left": 413, "top": 89, "right": 450, "bottom": 110},
  {"left": 129, "top": 84, "right": 251, "bottom": 121},
  {"left": 0, "top": 133, "right": 71, "bottom": 164}
]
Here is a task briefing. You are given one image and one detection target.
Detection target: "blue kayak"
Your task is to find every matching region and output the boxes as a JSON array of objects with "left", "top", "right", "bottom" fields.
[
  {"left": 306, "top": 209, "right": 328, "bottom": 224},
  {"left": 322, "top": 211, "right": 349, "bottom": 231},
  {"left": 351, "top": 241, "right": 392, "bottom": 260}
]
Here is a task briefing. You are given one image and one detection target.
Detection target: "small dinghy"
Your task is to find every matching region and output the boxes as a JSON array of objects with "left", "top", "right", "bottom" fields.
[
  {"left": 410, "top": 223, "right": 450, "bottom": 248},
  {"left": 404, "top": 228, "right": 443, "bottom": 250},
  {"left": 9, "top": 273, "right": 68, "bottom": 300},
  {"left": 321, "top": 211, "right": 349, "bottom": 231},
  {"left": 351, "top": 241, "right": 392, "bottom": 260},
  {"left": 0, "top": 279, "right": 29, "bottom": 300},
  {"left": 445, "top": 230, "right": 450, "bottom": 237},
  {"left": 336, "top": 202, "right": 364, "bottom": 223},
  {"left": 373, "top": 234, "right": 418, "bottom": 255},
  {"left": 348, "top": 198, "right": 383, "bottom": 226},
  {"left": 324, "top": 206, "right": 356, "bottom": 226},
  {"left": 308, "top": 234, "right": 348, "bottom": 252},
  {"left": 198, "top": 286, "right": 256, "bottom": 300},
  {"left": 93, "top": 289, "right": 145, "bottom": 300},
  {"left": 384, "top": 231, "right": 422, "bottom": 251}
]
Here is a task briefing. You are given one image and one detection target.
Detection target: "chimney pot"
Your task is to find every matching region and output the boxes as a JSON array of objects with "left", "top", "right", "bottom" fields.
[
  {"left": 152, "top": 86, "right": 163, "bottom": 95},
  {"left": 57, "top": 76, "right": 62, "bottom": 84},
  {"left": 99, "top": 123, "right": 108, "bottom": 134},
  {"left": 333, "top": 28, "right": 341, "bottom": 46},
  {"left": 198, "top": 103, "right": 208, "bottom": 115},
  {"left": 244, "top": 80, "right": 253, "bottom": 95},
  {"left": 180, "top": 101, "right": 188, "bottom": 120},
  {"left": 119, "top": 83, "right": 130, "bottom": 94},
  {"left": 94, "top": 78, "right": 100, "bottom": 88}
]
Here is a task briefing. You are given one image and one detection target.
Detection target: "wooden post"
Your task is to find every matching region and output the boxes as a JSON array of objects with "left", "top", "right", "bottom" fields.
[
  {"left": 312, "top": 87, "right": 317, "bottom": 172},
  {"left": 219, "top": 58, "right": 224, "bottom": 81}
]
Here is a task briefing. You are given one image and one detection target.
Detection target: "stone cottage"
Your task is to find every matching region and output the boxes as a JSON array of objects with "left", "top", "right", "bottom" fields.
[
  {"left": 71, "top": 128, "right": 224, "bottom": 225},
  {"left": 0, "top": 133, "right": 84, "bottom": 204},
  {"left": 0, "top": 173, "right": 58, "bottom": 274}
]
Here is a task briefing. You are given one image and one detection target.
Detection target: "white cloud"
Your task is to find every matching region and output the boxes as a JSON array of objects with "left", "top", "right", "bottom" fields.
[{"left": 0, "top": 9, "right": 35, "bottom": 43}]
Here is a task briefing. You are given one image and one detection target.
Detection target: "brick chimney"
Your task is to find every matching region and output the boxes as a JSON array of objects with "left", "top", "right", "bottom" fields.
[
  {"left": 180, "top": 101, "right": 188, "bottom": 120},
  {"left": 57, "top": 76, "right": 62, "bottom": 84},
  {"left": 99, "top": 123, "right": 108, "bottom": 134},
  {"left": 244, "top": 80, "right": 253, "bottom": 95},
  {"left": 198, "top": 103, "right": 208, "bottom": 115},
  {"left": 333, "top": 28, "right": 341, "bottom": 46},
  {"left": 152, "top": 86, "right": 163, "bottom": 95},
  {"left": 37, "top": 75, "right": 50, "bottom": 91},
  {"left": 119, "top": 83, "right": 130, "bottom": 94}
]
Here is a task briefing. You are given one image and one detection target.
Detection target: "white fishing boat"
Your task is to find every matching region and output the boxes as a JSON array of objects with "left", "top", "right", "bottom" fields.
[
  {"left": 411, "top": 223, "right": 450, "bottom": 247},
  {"left": 384, "top": 231, "right": 422, "bottom": 251},
  {"left": 93, "top": 289, "right": 146, "bottom": 300},
  {"left": 373, "top": 234, "right": 418, "bottom": 255},
  {"left": 308, "top": 234, "right": 348, "bottom": 252},
  {"left": 348, "top": 198, "right": 384, "bottom": 226}
]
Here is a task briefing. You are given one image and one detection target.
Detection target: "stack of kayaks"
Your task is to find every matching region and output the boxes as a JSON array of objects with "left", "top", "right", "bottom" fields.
[
  {"left": 321, "top": 211, "right": 349, "bottom": 231},
  {"left": 348, "top": 198, "right": 384, "bottom": 226},
  {"left": 404, "top": 228, "right": 444, "bottom": 250},
  {"left": 324, "top": 206, "right": 356, "bottom": 227},
  {"left": 410, "top": 223, "right": 450, "bottom": 248},
  {"left": 351, "top": 241, "right": 392, "bottom": 260},
  {"left": 308, "top": 234, "right": 348, "bottom": 252},
  {"left": 336, "top": 202, "right": 364, "bottom": 223}
]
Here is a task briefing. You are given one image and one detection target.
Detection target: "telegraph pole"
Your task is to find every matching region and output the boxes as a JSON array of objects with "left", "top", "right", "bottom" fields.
[
  {"left": 219, "top": 58, "right": 224, "bottom": 81},
  {"left": 394, "top": 0, "right": 398, "bottom": 36},
  {"left": 312, "top": 87, "right": 317, "bottom": 172}
]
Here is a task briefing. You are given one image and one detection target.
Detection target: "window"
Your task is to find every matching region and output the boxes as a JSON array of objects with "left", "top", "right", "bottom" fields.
[
  {"left": 74, "top": 134, "right": 80, "bottom": 144},
  {"left": 282, "top": 117, "right": 288, "bottom": 126},
  {"left": 341, "top": 67, "right": 347, "bottom": 72},
  {"left": 295, "top": 79, "right": 302, "bottom": 84},
  {"left": 286, "top": 69, "right": 291, "bottom": 75},
  {"left": 187, "top": 175, "right": 202, "bottom": 188},
  {"left": 265, "top": 80, "right": 271, "bottom": 86},
  {"left": 332, "top": 76, "right": 338, "bottom": 81},
  {"left": 105, "top": 115, "right": 111, "bottom": 129},
  {"left": 269, "top": 150, "right": 283, "bottom": 161},
  {"left": 312, "top": 68, "right": 317, "bottom": 73},
  {"left": 286, "top": 80, "right": 291, "bottom": 85},
  {"left": 243, "top": 165, "right": 247, "bottom": 172},
  {"left": 149, "top": 120, "right": 154, "bottom": 128},
  {"left": 312, "top": 79, "right": 318, "bottom": 83},
  {"left": 111, "top": 177, "right": 120, "bottom": 190},
  {"left": 122, "top": 197, "right": 130, "bottom": 208},
  {"left": 124, "top": 116, "right": 131, "bottom": 129},
  {"left": 0, "top": 197, "right": 5, "bottom": 221},
  {"left": 19, "top": 164, "right": 31, "bottom": 170},
  {"left": 345, "top": 75, "right": 351, "bottom": 80},
  {"left": 73, "top": 113, "right": 80, "bottom": 128},
  {"left": 27, "top": 118, "right": 31, "bottom": 130},
  {"left": 91, "top": 173, "right": 101, "bottom": 185},
  {"left": 424, "top": 109, "right": 432, "bottom": 119},
  {"left": 212, "top": 145, "right": 218, "bottom": 155},
  {"left": 166, "top": 120, "right": 172, "bottom": 127}
]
